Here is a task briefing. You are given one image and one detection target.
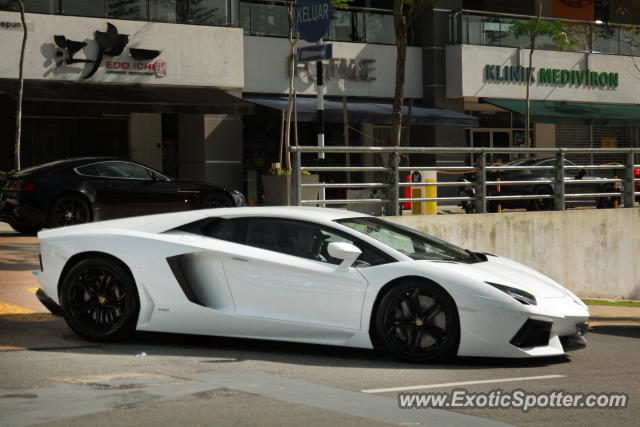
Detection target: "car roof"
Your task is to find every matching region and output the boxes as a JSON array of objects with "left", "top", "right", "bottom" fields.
[
  {"left": 38, "top": 206, "right": 371, "bottom": 238},
  {"left": 11, "top": 157, "right": 122, "bottom": 177}
]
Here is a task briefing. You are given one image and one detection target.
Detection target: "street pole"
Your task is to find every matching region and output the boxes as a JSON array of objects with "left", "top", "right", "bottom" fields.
[{"left": 316, "top": 41, "right": 325, "bottom": 206}]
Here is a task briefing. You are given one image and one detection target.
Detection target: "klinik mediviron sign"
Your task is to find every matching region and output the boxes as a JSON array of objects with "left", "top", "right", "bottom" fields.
[{"left": 484, "top": 64, "right": 619, "bottom": 88}]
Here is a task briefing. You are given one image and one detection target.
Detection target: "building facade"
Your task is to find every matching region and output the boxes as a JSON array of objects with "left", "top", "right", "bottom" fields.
[{"left": 1, "top": 0, "right": 639, "bottom": 202}]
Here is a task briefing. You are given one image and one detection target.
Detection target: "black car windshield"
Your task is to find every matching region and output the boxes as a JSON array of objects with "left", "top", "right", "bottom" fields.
[{"left": 336, "top": 217, "right": 480, "bottom": 263}]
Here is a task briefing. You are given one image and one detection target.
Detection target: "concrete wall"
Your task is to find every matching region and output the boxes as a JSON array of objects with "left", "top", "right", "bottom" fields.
[
  {"left": 129, "top": 113, "right": 162, "bottom": 171},
  {"left": 387, "top": 208, "right": 640, "bottom": 300}
]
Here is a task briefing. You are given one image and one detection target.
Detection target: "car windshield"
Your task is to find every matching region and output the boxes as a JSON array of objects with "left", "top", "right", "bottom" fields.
[{"left": 335, "top": 217, "right": 480, "bottom": 263}]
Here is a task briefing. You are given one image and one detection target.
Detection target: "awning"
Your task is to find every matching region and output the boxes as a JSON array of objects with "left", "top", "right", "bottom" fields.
[
  {"left": 483, "top": 99, "right": 640, "bottom": 127},
  {"left": 244, "top": 96, "right": 478, "bottom": 127}
]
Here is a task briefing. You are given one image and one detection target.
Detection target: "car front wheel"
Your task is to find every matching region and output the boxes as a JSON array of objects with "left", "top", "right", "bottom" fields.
[
  {"left": 374, "top": 280, "right": 460, "bottom": 362},
  {"left": 59, "top": 256, "right": 139, "bottom": 341}
]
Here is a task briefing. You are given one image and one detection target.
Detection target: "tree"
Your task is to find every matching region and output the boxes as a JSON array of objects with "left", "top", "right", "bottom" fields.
[
  {"left": 390, "top": 1, "right": 436, "bottom": 149},
  {"left": 510, "top": 0, "right": 576, "bottom": 148},
  {"left": 14, "top": 0, "right": 26, "bottom": 171}
]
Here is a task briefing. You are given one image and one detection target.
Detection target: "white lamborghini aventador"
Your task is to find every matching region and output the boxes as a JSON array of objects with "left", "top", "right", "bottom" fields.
[{"left": 35, "top": 207, "right": 589, "bottom": 362}]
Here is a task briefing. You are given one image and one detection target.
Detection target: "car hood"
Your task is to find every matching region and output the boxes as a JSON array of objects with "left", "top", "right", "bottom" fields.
[{"left": 418, "top": 255, "right": 567, "bottom": 298}]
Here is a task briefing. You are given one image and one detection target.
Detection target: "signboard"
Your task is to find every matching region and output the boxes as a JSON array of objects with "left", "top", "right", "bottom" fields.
[
  {"left": 297, "top": 44, "right": 332, "bottom": 63},
  {"left": 601, "top": 138, "right": 617, "bottom": 148},
  {"left": 295, "top": 0, "right": 331, "bottom": 43}
]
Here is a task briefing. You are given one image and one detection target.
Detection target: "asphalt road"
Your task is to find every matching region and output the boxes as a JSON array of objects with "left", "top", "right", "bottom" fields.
[{"left": 1, "top": 226, "right": 639, "bottom": 426}]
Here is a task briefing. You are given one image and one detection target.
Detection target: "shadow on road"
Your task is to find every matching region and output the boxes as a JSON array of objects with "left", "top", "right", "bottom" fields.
[
  {"left": 588, "top": 325, "right": 640, "bottom": 339},
  {"left": 1, "top": 313, "right": 569, "bottom": 370}
]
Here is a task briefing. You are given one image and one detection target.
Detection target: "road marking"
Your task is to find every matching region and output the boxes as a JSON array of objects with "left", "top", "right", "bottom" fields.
[
  {"left": 361, "top": 374, "right": 566, "bottom": 394},
  {"left": 0, "top": 301, "right": 36, "bottom": 315}
]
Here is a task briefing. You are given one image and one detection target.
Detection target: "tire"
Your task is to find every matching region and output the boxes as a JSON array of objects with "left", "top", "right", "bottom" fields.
[
  {"left": 48, "top": 195, "right": 91, "bottom": 227},
  {"left": 59, "top": 256, "right": 140, "bottom": 341},
  {"left": 374, "top": 280, "right": 460, "bottom": 363},
  {"left": 8, "top": 221, "right": 41, "bottom": 235},
  {"left": 530, "top": 185, "right": 554, "bottom": 211},
  {"left": 596, "top": 185, "right": 619, "bottom": 209},
  {"left": 200, "top": 191, "right": 234, "bottom": 208}
]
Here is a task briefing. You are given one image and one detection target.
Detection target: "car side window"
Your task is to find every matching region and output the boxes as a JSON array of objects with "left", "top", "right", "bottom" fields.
[
  {"left": 244, "top": 218, "right": 390, "bottom": 266},
  {"left": 95, "top": 162, "right": 152, "bottom": 179},
  {"left": 201, "top": 218, "right": 246, "bottom": 244},
  {"left": 76, "top": 164, "right": 99, "bottom": 176}
]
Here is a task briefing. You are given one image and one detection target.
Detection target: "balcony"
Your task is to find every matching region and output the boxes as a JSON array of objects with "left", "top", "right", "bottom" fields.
[{"left": 447, "top": 9, "right": 640, "bottom": 57}]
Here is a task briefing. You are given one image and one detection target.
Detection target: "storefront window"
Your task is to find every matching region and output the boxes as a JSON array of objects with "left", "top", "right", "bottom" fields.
[
  {"left": 242, "top": 2, "right": 288, "bottom": 37},
  {"left": 107, "top": 0, "right": 147, "bottom": 20}
]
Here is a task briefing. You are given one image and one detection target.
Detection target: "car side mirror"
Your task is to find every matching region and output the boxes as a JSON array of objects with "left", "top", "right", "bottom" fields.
[
  {"left": 576, "top": 169, "right": 587, "bottom": 179},
  {"left": 327, "top": 242, "right": 362, "bottom": 271}
]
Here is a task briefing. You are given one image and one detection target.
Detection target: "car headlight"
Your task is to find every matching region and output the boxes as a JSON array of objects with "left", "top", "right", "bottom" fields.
[{"left": 486, "top": 282, "right": 537, "bottom": 306}]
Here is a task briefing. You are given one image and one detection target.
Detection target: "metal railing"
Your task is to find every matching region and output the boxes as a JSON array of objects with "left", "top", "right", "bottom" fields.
[
  {"left": 290, "top": 146, "right": 640, "bottom": 216},
  {"left": 445, "top": 8, "right": 640, "bottom": 57}
]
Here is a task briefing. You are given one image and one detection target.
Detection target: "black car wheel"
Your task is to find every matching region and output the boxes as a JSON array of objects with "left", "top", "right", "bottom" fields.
[
  {"left": 530, "top": 185, "right": 554, "bottom": 211},
  {"left": 374, "top": 280, "right": 459, "bottom": 362},
  {"left": 49, "top": 195, "right": 91, "bottom": 227},
  {"left": 201, "top": 191, "right": 234, "bottom": 208},
  {"left": 59, "top": 257, "right": 139, "bottom": 341},
  {"left": 8, "top": 221, "right": 41, "bottom": 235},
  {"left": 597, "top": 185, "right": 619, "bottom": 209}
]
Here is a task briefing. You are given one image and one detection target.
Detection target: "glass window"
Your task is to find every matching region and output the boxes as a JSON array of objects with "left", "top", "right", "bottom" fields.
[
  {"left": 328, "top": 9, "right": 364, "bottom": 42},
  {"left": 150, "top": 0, "right": 188, "bottom": 23},
  {"left": 188, "top": 0, "right": 228, "bottom": 26},
  {"left": 201, "top": 218, "right": 246, "bottom": 243},
  {"left": 107, "top": 0, "right": 147, "bottom": 20},
  {"left": 62, "top": 0, "right": 105, "bottom": 17},
  {"left": 94, "top": 161, "right": 152, "bottom": 179},
  {"left": 241, "top": 218, "right": 390, "bottom": 266},
  {"left": 247, "top": 2, "right": 288, "bottom": 37},
  {"left": 25, "top": 0, "right": 58, "bottom": 13},
  {"left": 76, "top": 164, "right": 100, "bottom": 176},
  {"left": 365, "top": 12, "right": 395, "bottom": 44},
  {"left": 337, "top": 217, "right": 480, "bottom": 263}
]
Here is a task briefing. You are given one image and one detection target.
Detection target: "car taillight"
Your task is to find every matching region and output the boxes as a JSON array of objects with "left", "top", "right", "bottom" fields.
[
  {"left": 6, "top": 181, "right": 36, "bottom": 191},
  {"left": 635, "top": 168, "right": 639, "bottom": 178}
]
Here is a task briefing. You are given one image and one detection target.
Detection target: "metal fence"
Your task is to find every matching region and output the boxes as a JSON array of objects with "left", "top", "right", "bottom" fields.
[{"left": 290, "top": 146, "right": 640, "bottom": 216}]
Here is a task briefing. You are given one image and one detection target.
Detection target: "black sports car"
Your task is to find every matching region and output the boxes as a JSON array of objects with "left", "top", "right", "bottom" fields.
[
  {"left": 458, "top": 157, "right": 621, "bottom": 213},
  {"left": 0, "top": 157, "right": 245, "bottom": 234}
]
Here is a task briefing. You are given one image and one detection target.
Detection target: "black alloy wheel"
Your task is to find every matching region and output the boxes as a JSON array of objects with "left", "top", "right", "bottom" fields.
[
  {"left": 375, "top": 281, "right": 459, "bottom": 362},
  {"left": 531, "top": 185, "right": 554, "bottom": 211},
  {"left": 49, "top": 195, "right": 91, "bottom": 227},
  {"left": 60, "top": 257, "right": 139, "bottom": 341},
  {"left": 201, "top": 191, "right": 234, "bottom": 208}
]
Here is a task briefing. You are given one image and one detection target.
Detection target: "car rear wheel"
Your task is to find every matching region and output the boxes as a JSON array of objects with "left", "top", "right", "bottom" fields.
[
  {"left": 59, "top": 257, "right": 139, "bottom": 341},
  {"left": 530, "top": 185, "right": 554, "bottom": 211},
  {"left": 49, "top": 195, "right": 91, "bottom": 227},
  {"left": 374, "top": 280, "right": 459, "bottom": 362},
  {"left": 596, "top": 185, "right": 619, "bottom": 209},
  {"left": 200, "top": 191, "right": 234, "bottom": 208}
]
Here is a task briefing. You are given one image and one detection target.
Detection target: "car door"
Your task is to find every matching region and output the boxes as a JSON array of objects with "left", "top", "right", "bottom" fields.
[
  {"left": 92, "top": 161, "right": 186, "bottom": 217},
  {"left": 219, "top": 218, "right": 372, "bottom": 330}
]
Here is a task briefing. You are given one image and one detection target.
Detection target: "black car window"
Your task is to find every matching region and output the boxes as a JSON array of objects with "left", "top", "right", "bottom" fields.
[
  {"left": 243, "top": 218, "right": 390, "bottom": 266},
  {"left": 94, "top": 162, "right": 152, "bottom": 179},
  {"left": 172, "top": 217, "right": 392, "bottom": 267},
  {"left": 76, "top": 164, "right": 99, "bottom": 176}
]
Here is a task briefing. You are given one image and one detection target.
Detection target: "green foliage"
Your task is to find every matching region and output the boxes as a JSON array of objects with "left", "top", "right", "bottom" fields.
[
  {"left": 510, "top": 18, "right": 579, "bottom": 50},
  {"left": 331, "top": 0, "right": 353, "bottom": 9}
]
